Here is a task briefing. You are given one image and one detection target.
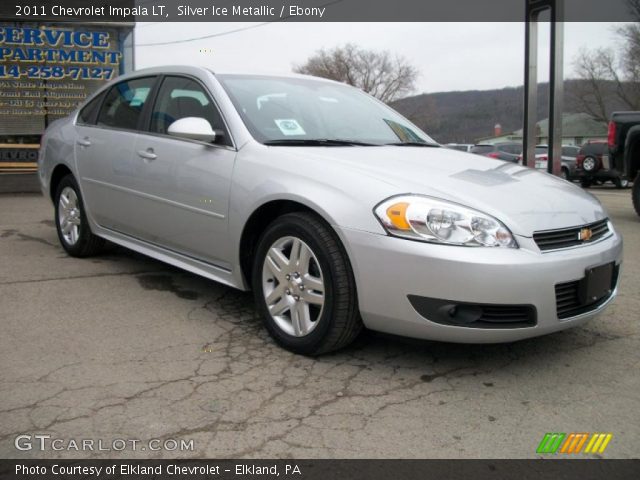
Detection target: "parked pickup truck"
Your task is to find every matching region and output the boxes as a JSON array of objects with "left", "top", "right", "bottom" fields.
[{"left": 608, "top": 111, "right": 640, "bottom": 215}]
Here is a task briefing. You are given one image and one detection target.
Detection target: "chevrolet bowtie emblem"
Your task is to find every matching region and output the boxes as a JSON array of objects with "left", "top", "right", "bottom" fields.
[{"left": 579, "top": 227, "right": 593, "bottom": 241}]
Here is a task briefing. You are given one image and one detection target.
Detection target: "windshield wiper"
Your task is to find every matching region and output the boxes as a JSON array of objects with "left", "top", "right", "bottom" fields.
[
  {"left": 264, "top": 139, "right": 379, "bottom": 146},
  {"left": 383, "top": 142, "right": 440, "bottom": 147}
]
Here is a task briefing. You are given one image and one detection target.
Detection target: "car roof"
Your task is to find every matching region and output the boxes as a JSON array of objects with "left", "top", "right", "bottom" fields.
[
  {"left": 117, "top": 65, "right": 342, "bottom": 85},
  {"left": 473, "top": 142, "right": 520, "bottom": 148}
]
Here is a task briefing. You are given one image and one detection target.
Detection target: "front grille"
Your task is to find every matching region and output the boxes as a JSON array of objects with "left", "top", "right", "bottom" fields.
[
  {"left": 480, "top": 305, "right": 534, "bottom": 324},
  {"left": 555, "top": 264, "right": 619, "bottom": 319},
  {"left": 555, "top": 281, "right": 582, "bottom": 319},
  {"left": 533, "top": 219, "right": 610, "bottom": 251}
]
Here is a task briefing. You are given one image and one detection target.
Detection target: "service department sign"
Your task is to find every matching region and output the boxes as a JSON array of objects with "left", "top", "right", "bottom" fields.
[{"left": 0, "top": 23, "right": 125, "bottom": 137}]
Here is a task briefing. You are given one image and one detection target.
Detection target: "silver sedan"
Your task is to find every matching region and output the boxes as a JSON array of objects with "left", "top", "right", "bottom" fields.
[{"left": 39, "top": 66, "right": 623, "bottom": 354}]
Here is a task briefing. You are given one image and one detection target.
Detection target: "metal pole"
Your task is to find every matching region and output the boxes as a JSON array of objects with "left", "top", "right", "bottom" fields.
[
  {"left": 548, "top": 3, "right": 564, "bottom": 175},
  {"left": 523, "top": 11, "right": 539, "bottom": 169},
  {"left": 523, "top": 0, "right": 564, "bottom": 175}
]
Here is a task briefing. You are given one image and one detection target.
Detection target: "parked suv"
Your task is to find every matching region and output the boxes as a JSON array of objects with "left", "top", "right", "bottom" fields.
[
  {"left": 608, "top": 111, "right": 640, "bottom": 215},
  {"left": 576, "top": 141, "right": 629, "bottom": 189}
]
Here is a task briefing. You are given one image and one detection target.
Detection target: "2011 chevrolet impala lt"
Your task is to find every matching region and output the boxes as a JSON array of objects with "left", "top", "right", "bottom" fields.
[{"left": 38, "top": 66, "right": 623, "bottom": 355}]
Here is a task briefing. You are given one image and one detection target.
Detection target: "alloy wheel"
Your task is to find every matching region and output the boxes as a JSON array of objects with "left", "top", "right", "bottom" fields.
[
  {"left": 261, "top": 236, "right": 325, "bottom": 337},
  {"left": 58, "top": 186, "right": 82, "bottom": 245}
]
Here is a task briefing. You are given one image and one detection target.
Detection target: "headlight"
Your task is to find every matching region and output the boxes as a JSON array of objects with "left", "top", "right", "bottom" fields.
[
  {"left": 374, "top": 195, "right": 517, "bottom": 248},
  {"left": 583, "top": 156, "right": 596, "bottom": 171}
]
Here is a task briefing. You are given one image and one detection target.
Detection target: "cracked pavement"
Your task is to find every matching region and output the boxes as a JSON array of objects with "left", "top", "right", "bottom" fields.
[{"left": 0, "top": 189, "right": 638, "bottom": 459}]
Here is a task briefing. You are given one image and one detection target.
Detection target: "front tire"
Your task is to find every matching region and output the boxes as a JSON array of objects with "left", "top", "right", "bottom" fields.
[
  {"left": 54, "top": 174, "right": 105, "bottom": 257},
  {"left": 252, "top": 212, "right": 362, "bottom": 355}
]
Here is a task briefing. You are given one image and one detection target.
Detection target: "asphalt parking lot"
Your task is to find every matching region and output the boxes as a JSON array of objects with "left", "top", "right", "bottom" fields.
[{"left": 1, "top": 188, "right": 638, "bottom": 459}]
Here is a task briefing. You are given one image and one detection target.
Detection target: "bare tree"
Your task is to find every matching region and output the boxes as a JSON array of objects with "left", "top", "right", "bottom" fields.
[
  {"left": 293, "top": 44, "right": 419, "bottom": 103},
  {"left": 571, "top": 48, "right": 620, "bottom": 121},
  {"left": 570, "top": 2, "right": 640, "bottom": 119}
]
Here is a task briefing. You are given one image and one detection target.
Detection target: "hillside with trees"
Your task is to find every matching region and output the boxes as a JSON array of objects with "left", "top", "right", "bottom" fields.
[{"left": 390, "top": 80, "right": 631, "bottom": 144}]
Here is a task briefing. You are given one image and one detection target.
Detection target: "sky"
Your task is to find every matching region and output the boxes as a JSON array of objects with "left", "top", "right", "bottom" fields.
[{"left": 134, "top": 22, "right": 628, "bottom": 95}]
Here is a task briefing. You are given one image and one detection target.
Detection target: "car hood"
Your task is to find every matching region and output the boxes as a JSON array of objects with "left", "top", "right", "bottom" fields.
[{"left": 276, "top": 145, "right": 606, "bottom": 237}]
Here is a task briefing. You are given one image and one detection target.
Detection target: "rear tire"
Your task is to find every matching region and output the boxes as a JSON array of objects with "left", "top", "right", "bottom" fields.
[
  {"left": 633, "top": 174, "right": 640, "bottom": 217},
  {"left": 54, "top": 174, "right": 105, "bottom": 257},
  {"left": 560, "top": 168, "right": 569, "bottom": 181},
  {"left": 614, "top": 177, "right": 629, "bottom": 189},
  {"left": 252, "top": 212, "right": 362, "bottom": 355}
]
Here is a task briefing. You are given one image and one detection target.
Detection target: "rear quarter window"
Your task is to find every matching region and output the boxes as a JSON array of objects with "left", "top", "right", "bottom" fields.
[
  {"left": 77, "top": 91, "right": 106, "bottom": 125},
  {"left": 97, "top": 77, "right": 156, "bottom": 131}
]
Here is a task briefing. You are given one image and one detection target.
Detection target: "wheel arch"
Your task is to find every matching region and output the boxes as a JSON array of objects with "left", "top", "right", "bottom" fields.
[
  {"left": 49, "top": 164, "right": 74, "bottom": 202},
  {"left": 238, "top": 199, "right": 338, "bottom": 289},
  {"left": 625, "top": 130, "right": 640, "bottom": 180}
]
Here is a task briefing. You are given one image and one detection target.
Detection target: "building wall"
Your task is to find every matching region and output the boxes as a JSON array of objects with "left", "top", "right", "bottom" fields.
[{"left": 0, "top": 22, "right": 133, "bottom": 172}]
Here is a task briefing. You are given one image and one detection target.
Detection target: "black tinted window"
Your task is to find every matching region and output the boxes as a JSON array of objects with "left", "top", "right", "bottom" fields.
[
  {"left": 580, "top": 143, "right": 607, "bottom": 155},
  {"left": 498, "top": 144, "right": 520, "bottom": 154},
  {"left": 77, "top": 92, "right": 106, "bottom": 125},
  {"left": 471, "top": 145, "right": 494, "bottom": 154},
  {"left": 562, "top": 146, "right": 579, "bottom": 157},
  {"left": 97, "top": 77, "right": 155, "bottom": 130},
  {"left": 150, "top": 76, "right": 230, "bottom": 146}
]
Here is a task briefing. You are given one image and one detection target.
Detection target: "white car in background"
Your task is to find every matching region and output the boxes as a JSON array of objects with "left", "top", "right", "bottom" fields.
[{"left": 444, "top": 143, "right": 474, "bottom": 153}]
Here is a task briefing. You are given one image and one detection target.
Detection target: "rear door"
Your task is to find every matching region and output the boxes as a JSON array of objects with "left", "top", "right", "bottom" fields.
[
  {"left": 127, "top": 75, "right": 237, "bottom": 267},
  {"left": 75, "top": 76, "right": 157, "bottom": 231}
]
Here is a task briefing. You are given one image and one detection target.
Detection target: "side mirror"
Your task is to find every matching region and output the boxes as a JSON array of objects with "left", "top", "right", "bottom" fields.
[{"left": 167, "top": 117, "right": 217, "bottom": 143}]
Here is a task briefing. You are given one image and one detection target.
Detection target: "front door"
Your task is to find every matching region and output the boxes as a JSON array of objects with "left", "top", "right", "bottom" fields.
[{"left": 127, "top": 75, "right": 237, "bottom": 268}]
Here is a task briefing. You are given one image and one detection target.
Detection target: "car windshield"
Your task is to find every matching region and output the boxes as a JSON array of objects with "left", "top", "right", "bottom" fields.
[
  {"left": 217, "top": 74, "right": 436, "bottom": 146},
  {"left": 535, "top": 147, "right": 548, "bottom": 155}
]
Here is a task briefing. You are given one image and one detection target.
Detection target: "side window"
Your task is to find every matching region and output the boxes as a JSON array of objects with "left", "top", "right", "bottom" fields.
[
  {"left": 150, "top": 76, "right": 231, "bottom": 146},
  {"left": 498, "top": 145, "right": 515, "bottom": 154},
  {"left": 562, "top": 146, "right": 578, "bottom": 157},
  {"left": 77, "top": 91, "right": 106, "bottom": 125},
  {"left": 97, "top": 77, "right": 155, "bottom": 130}
]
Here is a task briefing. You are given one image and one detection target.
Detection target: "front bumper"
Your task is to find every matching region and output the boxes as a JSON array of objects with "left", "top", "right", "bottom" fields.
[
  {"left": 576, "top": 168, "right": 621, "bottom": 181},
  {"left": 336, "top": 226, "right": 623, "bottom": 343}
]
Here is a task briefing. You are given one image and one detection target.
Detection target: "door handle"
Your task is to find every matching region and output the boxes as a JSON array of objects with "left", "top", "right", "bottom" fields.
[
  {"left": 137, "top": 148, "right": 157, "bottom": 160},
  {"left": 76, "top": 137, "right": 91, "bottom": 147}
]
